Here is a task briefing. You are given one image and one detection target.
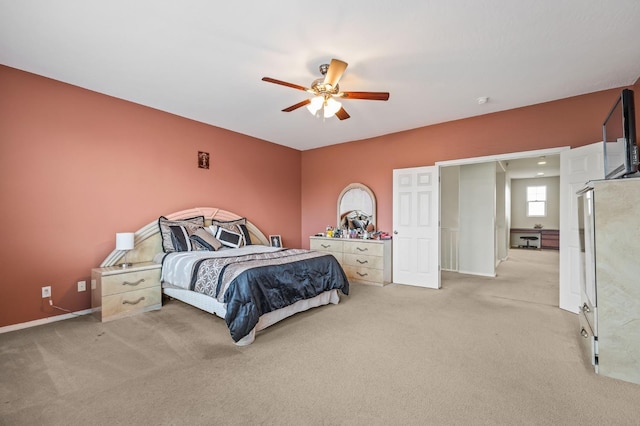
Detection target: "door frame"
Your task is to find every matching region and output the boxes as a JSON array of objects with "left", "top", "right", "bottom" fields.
[
  {"left": 435, "top": 147, "right": 570, "bottom": 169},
  {"left": 435, "top": 146, "right": 571, "bottom": 300}
]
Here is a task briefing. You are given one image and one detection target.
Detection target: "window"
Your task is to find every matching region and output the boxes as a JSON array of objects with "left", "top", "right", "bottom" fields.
[{"left": 527, "top": 185, "right": 546, "bottom": 217}]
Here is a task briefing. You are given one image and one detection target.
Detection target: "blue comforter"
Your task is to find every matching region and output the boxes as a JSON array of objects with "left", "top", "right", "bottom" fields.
[{"left": 190, "top": 248, "right": 349, "bottom": 342}]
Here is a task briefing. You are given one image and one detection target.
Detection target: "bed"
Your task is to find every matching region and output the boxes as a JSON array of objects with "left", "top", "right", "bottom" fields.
[{"left": 99, "top": 207, "right": 349, "bottom": 345}]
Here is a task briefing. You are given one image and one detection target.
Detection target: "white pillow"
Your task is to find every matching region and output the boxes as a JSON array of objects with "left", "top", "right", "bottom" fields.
[{"left": 210, "top": 225, "right": 242, "bottom": 248}]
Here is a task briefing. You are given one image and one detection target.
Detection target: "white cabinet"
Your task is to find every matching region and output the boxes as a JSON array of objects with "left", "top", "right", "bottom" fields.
[
  {"left": 310, "top": 236, "right": 392, "bottom": 286},
  {"left": 91, "top": 262, "right": 162, "bottom": 322},
  {"left": 577, "top": 178, "right": 640, "bottom": 385}
]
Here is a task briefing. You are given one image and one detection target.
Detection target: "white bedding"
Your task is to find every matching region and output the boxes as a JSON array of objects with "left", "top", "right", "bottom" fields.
[{"left": 159, "top": 244, "right": 281, "bottom": 290}]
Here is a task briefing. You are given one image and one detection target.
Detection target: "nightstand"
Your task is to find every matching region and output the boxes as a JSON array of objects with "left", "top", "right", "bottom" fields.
[{"left": 91, "top": 262, "right": 162, "bottom": 322}]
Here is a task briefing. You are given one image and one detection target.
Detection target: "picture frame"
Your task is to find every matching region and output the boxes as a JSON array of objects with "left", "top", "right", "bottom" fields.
[
  {"left": 198, "top": 151, "right": 210, "bottom": 169},
  {"left": 269, "top": 235, "right": 282, "bottom": 248}
]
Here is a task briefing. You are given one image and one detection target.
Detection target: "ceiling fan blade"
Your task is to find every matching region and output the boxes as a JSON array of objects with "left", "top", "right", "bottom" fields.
[
  {"left": 340, "top": 91, "right": 390, "bottom": 101},
  {"left": 323, "top": 59, "right": 348, "bottom": 88},
  {"left": 262, "top": 77, "right": 309, "bottom": 92},
  {"left": 335, "top": 107, "right": 350, "bottom": 120},
  {"left": 282, "top": 99, "right": 311, "bottom": 112}
]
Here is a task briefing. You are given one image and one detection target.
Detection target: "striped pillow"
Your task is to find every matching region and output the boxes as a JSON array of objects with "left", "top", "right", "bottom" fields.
[
  {"left": 169, "top": 225, "right": 196, "bottom": 252},
  {"left": 158, "top": 216, "right": 205, "bottom": 252},
  {"left": 190, "top": 228, "right": 223, "bottom": 251}
]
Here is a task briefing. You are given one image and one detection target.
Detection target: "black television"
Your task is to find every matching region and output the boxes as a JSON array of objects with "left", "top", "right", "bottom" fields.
[{"left": 603, "top": 88, "right": 638, "bottom": 179}]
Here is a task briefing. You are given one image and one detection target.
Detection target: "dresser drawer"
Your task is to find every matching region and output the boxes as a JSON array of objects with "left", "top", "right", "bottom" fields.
[
  {"left": 101, "top": 286, "right": 161, "bottom": 321},
  {"left": 310, "top": 238, "right": 344, "bottom": 253},
  {"left": 343, "top": 265, "right": 383, "bottom": 285},
  {"left": 101, "top": 268, "right": 161, "bottom": 296},
  {"left": 343, "top": 241, "right": 384, "bottom": 257},
  {"left": 343, "top": 253, "right": 384, "bottom": 270},
  {"left": 309, "top": 236, "right": 391, "bottom": 286}
]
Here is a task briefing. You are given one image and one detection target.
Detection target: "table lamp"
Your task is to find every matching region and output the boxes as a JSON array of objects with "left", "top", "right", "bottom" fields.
[{"left": 116, "top": 232, "right": 135, "bottom": 268}]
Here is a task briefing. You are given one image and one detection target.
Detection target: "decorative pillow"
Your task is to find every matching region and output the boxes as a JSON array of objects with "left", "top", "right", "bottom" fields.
[
  {"left": 209, "top": 218, "right": 252, "bottom": 246},
  {"left": 190, "top": 228, "right": 223, "bottom": 251},
  {"left": 169, "top": 225, "right": 196, "bottom": 252},
  {"left": 213, "top": 226, "right": 243, "bottom": 249},
  {"left": 158, "top": 216, "right": 205, "bottom": 252}
]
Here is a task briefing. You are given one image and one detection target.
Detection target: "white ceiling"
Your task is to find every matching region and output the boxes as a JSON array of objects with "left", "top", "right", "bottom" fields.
[
  {"left": 1, "top": 1, "right": 639, "bottom": 151},
  {"left": 502, "top": 155, "right": 561, "bottom": 179}
]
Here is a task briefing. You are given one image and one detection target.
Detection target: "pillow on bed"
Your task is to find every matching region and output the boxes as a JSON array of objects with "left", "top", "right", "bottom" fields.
[
  {"left": 190, "top": 228, "right": 223, "bottom": 251},
  {"left": 158, "top": 215, "right": 205, "bottom": 252},
  {"left": 169, "top": 225, "right": 198, "bottom": 252},
  {"left": 209, "top": 218, "right": 253, "bottom": 246},
  {"left": 211, "top": 225, "right": 243, "bottom": 248}
]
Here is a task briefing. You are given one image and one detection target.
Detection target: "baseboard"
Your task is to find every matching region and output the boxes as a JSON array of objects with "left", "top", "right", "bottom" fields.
[
  {"left": 0, "top": 308, "right": 94, "bottom": 334},
  {"left": 457, "top": 269, "right": 497, "bottom": 278}
]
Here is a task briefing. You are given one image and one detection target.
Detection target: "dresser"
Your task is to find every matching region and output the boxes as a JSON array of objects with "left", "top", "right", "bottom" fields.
[
  {"left": 576, "top": 179, "right": 640, "bottom": 385},
  {"left": 310, "top": 236, "right": 392, "bottom": 286},
  {"left": 91, "top": 262, "right": 162, "bottom": 322},
  {"left": 510, "top": 228, "right": 559, "bottom": 250}
]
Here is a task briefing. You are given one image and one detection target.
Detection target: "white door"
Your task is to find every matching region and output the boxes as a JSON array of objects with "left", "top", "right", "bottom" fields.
[
  {"left": 559, "top": 142, "right": 604, "bottom": 313},
  {"left": 393, "top": 166, "right": 440, "bottom": 288}
]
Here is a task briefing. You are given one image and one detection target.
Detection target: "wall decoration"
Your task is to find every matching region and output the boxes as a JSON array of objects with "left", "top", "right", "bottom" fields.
[{"left": 198, "top": 151, "right": 210, "bottom": 169}]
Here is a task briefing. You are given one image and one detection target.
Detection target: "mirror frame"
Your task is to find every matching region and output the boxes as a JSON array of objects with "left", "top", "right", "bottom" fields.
[{"left": 337, "top": 183, "right": 376, "bottom": 230}]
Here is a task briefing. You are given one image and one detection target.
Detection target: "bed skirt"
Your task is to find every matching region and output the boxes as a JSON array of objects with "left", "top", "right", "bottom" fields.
[{"left": 162, "top": 287, "right": 340, "bottom": 345}]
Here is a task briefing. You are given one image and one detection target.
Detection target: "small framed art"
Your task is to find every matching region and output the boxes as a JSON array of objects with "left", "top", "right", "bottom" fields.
[
  {"left": 269, "top": 235, "right": 282, "bottom": 248},
  {"left": 198, "top": 151, "right": 210, "bottom": 169}
]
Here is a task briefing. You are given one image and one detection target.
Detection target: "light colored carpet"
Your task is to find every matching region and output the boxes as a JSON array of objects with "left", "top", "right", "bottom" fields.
[{"left": 2, "top": 249, "right": 640, "bottom": 425}]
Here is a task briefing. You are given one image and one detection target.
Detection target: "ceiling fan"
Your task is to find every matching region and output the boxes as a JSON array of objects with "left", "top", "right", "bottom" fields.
[{"left": 262, "top": 58, "right": 390, "bottom": 120}]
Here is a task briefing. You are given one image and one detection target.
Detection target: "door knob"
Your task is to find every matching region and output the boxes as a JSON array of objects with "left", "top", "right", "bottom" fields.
[{"left": 393, "top": 231, "right": 398, "bottom": 234}]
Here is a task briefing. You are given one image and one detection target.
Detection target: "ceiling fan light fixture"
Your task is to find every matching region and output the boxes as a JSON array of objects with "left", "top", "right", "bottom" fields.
[
  {"left": 323, "top": 97, "right": 342, "bottom": 118},
  {"left": 263, "top": 58, "right": 389, "bottom": 121},
  {"left": 306, "top": 96, "right": 324, "bottom": 115}
]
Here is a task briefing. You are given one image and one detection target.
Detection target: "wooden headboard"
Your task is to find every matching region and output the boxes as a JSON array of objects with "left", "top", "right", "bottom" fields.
[{"left": 100, "top": 207, "right": 269, "bottom": 267}]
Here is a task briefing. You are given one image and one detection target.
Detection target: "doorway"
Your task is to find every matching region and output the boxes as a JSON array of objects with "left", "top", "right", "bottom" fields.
[
  {"left": 437, "top": 147, "right": 566, "bottom": 277},
  {"left": 393, "top": 143, "right": 604, "bottom": 313}
]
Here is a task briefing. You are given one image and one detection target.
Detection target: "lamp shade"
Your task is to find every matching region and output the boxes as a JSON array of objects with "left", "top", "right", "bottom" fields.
[
  {"left": 306, "top": 96, "right": 324, "bottom": 115},
  {"left": 116, "top": 232, "right": 135, "bottom": 250},
  {"left": 323, "top": 98, "right": 342, "bottom": 118}
]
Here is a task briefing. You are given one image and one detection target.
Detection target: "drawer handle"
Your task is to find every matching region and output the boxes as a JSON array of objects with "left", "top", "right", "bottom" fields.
[
  {"left": 356, "top": 259, "right": 368, "bottom": 264},
  {"left": 580, "top": 328, "right": 589, "bottom": 338},
  {"left": 123, "top": 296, "right": 145, "bottom": 306},
  {"left": 356, "top": 247, "right": 369, "bottom": 252},
  {"left": 122, "top": 278, "right": 145, "bottom": 287},
  {"left": 357, "top": 272, "right": 369, "bottom": 277},
  {"left": 321, "top": 244, "right": 331, "bottom": 249}
]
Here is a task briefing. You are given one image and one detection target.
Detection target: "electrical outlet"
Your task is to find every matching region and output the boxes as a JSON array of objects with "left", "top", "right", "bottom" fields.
[
  {"left": 77, "top": 280, "right": 86, "bottom": 292},
  {"left": 42, "top": 286, "right": 51, "bottom": 298}
]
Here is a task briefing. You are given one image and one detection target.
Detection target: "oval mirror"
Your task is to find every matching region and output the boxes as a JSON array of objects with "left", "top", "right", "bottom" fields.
[{"left": 337, "top": 183, "right": 376, "bottom": 232}]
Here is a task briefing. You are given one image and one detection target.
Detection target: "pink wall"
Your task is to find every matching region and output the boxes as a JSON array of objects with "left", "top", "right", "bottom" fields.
[
  {"left": 300, "top": 85, "right": 640, "bottom": 247},
  {"left": 1, "top": 63, "right": 637, "bottom": 329},
  {"left": 0, "top": 66, "right": 301, "bottom": 327}
]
